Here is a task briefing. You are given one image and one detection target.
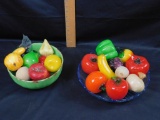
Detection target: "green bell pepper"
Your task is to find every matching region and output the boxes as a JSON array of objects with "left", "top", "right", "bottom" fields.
[{"left": 96, "top": 39, "right": 118, "bottom": 59}]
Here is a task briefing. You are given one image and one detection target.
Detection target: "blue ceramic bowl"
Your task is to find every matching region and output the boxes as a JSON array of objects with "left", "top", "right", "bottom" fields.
[{"left": 77, "top": 63, "right": 150, "bottom": 103}]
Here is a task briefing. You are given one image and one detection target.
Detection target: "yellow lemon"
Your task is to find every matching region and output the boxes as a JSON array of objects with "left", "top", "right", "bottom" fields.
[{"left": 44, "top": 54, "right": 62, "bottom": 72}]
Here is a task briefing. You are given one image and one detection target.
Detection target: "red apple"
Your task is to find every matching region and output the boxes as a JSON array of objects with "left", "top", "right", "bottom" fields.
[
  {"left": 81, "top": 54, "right": 99, "bottom": 74},
  {"left": 29, "top": 63, "right": 50, "bottom": 81}
]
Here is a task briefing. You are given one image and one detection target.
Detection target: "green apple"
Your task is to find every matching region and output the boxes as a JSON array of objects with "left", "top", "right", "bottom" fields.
[{"left": 23, "top": 51, "right": 39, "bottom": 68}]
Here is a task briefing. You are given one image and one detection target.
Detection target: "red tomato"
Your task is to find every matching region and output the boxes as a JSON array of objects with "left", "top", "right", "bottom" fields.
[
  {"left": 81, "top": 54, "right": 99, "bottom": 74},
  {"left": 39, "top": 55, "right": 46, "bottom": 65},
  {"left": 125, "top": 55, "right": 150, "bottom": 75},
  {"left": 106, "top": 78, "right": 128, "bottom": 100},
  {"left": 29, "top": 63, "right": 50, "bottom": 81},
  {"left": 85, "top": 71, "right": 107, "bottom": 93}
]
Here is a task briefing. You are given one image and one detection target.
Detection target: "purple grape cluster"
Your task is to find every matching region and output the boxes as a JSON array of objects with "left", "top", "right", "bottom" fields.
[{"left": 109, "top": 57, "right": 123, "bottom": 71}]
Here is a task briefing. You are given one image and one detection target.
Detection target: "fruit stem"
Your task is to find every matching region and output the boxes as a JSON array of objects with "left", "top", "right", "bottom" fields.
[
  {"left": 112, "top": 77, "right": 121, "bottom": 84},
  {"left": 91, "top": 58, "right": 97, "bottom": 62},
  {"left": 134, "top": 58, "right": 141, "bottom": 64},
  {"left": 99, "top": 84, "right": 106, "bottom": 92}
]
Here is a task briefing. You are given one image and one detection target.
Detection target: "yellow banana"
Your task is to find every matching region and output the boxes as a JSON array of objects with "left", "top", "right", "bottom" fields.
[{"left": 97, "top": 54, "right": 115, "bottom": 79}]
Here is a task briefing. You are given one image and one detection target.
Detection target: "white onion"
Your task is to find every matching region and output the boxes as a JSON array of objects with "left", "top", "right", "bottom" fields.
[{"left": 115, "top": 66, "right": 129, "bottom": 78}]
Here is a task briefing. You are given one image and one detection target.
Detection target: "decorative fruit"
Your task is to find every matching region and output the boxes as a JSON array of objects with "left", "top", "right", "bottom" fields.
[
  {"left": 39, "top": 55, "right": 46, "bottom": 65},
  {"left": 97, "top": 54, "right": 115, "bottom": 79},
  {"left": 138, "top": 72, "right": 146, "bottom": 79},
  {"left": 108, "top": 57, "right": 123, "bottom": 71},
  {"left": 81, "top": 54, "right": 99, "bottom": 74},
  {"left": 118, "top": 49, "right": 133, "bottom": 62},
  {"left": 39, "top": 39, "right": 54, "bottom": 56},
  {"left": 29, "top": 63, "right": 50, "bottom": 81},
  {"left": 4, "top": 53, "right": 23, "bottom": 71},
  {"left": 16, "top": 66, "right": 30, "bottom": 80},
  {"left": 126, "top": 74, "right": 145, "bottom": 92},
  {"left": 106, "top": 77, "right": 128, "bottom": 100},
  {"left": 85, "top": 71, "right": 107, "bottom": 93},
  {"left": 44, "top": 54, "right": 62, "bottom": 72},
  {"left": 96, "top": 39, "right": 118, "bottom": 59},
  {"left": 125, "top": 55, "right": 150, "bottom": 75},
  {"left": 115, "top": 66, "right": 129, "bottom": 78},
  {"left": 13, "top": 47, "right": 26, "bottom": 55},
  {"left": 23, "top": 51, "right": 39, "bottom": 68}
]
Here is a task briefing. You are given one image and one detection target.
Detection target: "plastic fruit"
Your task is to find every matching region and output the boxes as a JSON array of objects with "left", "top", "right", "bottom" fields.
[
  {"left": 4, "top": 53, "right": 23, "bottom": 71},
  {"left": 16, "top": 66, "right": 30, "bottom": 80},
  {"left": 118, "top": 49, "right": 133, "bottom": 62},
  {"left": 44, "top": 54, "right": 62, "bottom": 72},
  {"left": 13, "top": 47, "right": 26, "bottom": 55},
  {"left": 125, "top": 55, "right": 150, "bottom": 75},
  {"left": 39, "top": 39, "right": 54, "bottom": 56},
  {"left": 126, "top": 74, "right": 145, "bottom": 93},
  {"left": 23, "top": 51, "right": 39, "bottom": 68},
  {"left": 106, "top": 77, "right": 128, "bottom": 100},
  {"left": 85, "top": 71, "right": 108, "bottom": 93},
  {"left": 39, "top": 55, "right": 46, "bottom": 65},
  {"left": 108, "top": 57, "right": 123, "bottom": 71},
  {"left": 81, "top": 54, "right": 99, "bottom": 74},
  {"left": 29, "top": 63, "right": 50, "bottom": 81}
]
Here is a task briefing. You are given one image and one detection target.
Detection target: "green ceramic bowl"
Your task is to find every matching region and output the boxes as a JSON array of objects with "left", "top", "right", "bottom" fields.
[{"left": 7, "top": 43, "right": 64, "bottom": 89}]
